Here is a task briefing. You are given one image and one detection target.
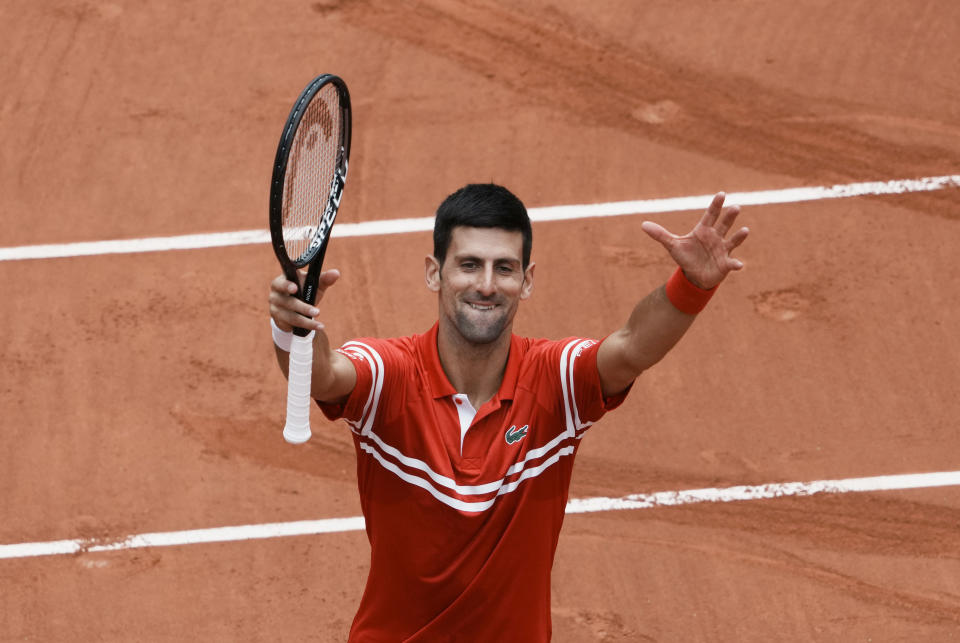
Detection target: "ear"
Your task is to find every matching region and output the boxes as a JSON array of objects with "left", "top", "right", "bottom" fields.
[
  {"left": 520, "top": 262, "right": 535, "bottom": 300},
  {"left": 425, "top": 255, "right": 442, "bottom": 292}
]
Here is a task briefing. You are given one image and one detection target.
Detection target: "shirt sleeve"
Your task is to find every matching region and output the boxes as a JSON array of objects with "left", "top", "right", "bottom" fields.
[
  {"left": 316, "top": 338, "right": 394, "bottom": 433},
  {"left": 559, "top": 337, "right": 632, "bottom": 432}
]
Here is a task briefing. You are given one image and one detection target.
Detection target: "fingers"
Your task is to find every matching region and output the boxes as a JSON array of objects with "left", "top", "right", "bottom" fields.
[
  {"left": 726, "top": 226, "right": 749, "bottom": 251},
  {"left": 269, "top": 269, "right": 341, "bottom": 332},
  {"left": 715, "top": 204, "right": 741, "bottom": 237},
  {"left": 699, "top": 192, "right": 726, "bottom": 228},
  {"left": 723, "top": 226, "right": 749, "bottom": 271},
  {"left": 271, "top": 273, "right": 298, "bottom": 296},
  {"left": 270, "top": 291, "right": 321, "bottom": 333}
]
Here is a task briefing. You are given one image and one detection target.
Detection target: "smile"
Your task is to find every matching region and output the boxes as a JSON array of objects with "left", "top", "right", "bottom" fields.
[{"left": 467, "top": 302, "right": 497, "bottom": 311}]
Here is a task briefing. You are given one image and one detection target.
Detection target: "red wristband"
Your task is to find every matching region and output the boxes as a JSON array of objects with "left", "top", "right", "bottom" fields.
[{"left": 665, "top": 267, "right": 716, "bottom": 314}]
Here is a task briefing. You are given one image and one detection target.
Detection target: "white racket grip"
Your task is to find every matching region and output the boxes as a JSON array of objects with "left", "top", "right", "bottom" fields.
[{"left": 282, "top": 330, "right": 315, "bottom": 444}]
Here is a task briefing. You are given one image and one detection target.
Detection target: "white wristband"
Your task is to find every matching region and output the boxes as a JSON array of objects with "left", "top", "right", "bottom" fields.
[{"left": 271, "top": 318, "right": 294, "bottom": 352}]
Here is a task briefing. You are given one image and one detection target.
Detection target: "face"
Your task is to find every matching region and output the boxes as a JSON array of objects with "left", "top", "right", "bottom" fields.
[{"left": 426, "top": 226, "right": 535, "bottom": 345}]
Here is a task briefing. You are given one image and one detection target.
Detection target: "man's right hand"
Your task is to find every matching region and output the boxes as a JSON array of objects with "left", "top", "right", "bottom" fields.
[
  {"left": 268, "top": 268, "right": 356, "bottom": 402},
  {"left": 269, "top": 269, "right": 341, "bottom": 333}
]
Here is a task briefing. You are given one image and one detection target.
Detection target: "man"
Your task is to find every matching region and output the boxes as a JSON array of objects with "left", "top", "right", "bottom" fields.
[{"left": 268, "top": 184, "right": 748, "bottom": 641}]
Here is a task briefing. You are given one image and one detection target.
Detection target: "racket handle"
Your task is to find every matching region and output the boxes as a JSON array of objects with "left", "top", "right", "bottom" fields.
[{"left": 283, "top": 331, "right": 315, "bottom": 444}]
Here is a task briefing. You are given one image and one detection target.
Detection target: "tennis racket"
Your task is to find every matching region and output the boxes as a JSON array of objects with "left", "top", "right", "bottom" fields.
[{"left": 269, "top": 74, "right": 352, "bottom": 444}]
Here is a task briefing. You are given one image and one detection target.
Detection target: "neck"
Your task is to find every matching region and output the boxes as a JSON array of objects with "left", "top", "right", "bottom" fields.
[{"left": 436, "top": 319, "right": 511, "bottom": 409}]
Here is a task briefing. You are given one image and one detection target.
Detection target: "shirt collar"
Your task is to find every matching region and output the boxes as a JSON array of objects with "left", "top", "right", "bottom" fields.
[{"left": 417, "top": 322, "right": 522, "bottom": 402}]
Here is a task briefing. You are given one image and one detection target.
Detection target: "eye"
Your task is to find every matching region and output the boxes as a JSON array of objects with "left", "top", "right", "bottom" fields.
[
  {"left": 496, "top": 264, "right": 515, "bottom": 275},
  {"left": 460, "top": 261, "right": 479, "bottom": 271}
]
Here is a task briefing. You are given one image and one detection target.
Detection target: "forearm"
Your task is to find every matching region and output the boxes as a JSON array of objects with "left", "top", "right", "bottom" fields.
[
  {"left": 599, "top": 285, "right": 697, "bottom": 393},
  {"left": 622, "top": 281, "right": 698, "bottom": 361},
  {"left": 272, "top": 323, "right": 356, "bottom": 402},
  {"left": 269, "top": 269, "right": 355, "bottom": 403}
]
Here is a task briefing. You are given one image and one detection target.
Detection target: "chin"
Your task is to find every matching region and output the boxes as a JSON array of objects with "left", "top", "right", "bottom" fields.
[{"left": 453, "top": 312, "right": 509, "bottom": 345}]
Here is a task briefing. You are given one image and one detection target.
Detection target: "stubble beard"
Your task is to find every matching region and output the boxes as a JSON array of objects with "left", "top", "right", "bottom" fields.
[{"left": 452, "top": 300, "right": 514, "bottom": 346}]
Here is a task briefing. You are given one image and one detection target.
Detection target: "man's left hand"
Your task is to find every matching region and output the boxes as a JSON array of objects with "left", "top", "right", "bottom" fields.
[{"left": 641, "top": 192, "right": 749, "bottom": 289}]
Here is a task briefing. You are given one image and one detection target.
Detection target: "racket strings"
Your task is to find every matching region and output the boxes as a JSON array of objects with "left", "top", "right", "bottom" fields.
[{"left": 282, "top": 83, "right": 343, "bottom": 264}]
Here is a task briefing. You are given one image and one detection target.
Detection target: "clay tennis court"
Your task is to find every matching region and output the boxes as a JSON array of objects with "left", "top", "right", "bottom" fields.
[{"left": 2, "top": 1, "right": 960, "bottom": 640}]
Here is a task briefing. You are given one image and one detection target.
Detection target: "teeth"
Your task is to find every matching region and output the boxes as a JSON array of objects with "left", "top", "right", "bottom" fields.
[{"left": 468, "top": 303, "right": 495, "bottom": 311}]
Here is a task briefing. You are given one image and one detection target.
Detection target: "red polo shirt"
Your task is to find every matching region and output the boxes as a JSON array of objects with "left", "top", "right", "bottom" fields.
[{"left": 319, "top": 323, "right": 630, "bottom": 642}]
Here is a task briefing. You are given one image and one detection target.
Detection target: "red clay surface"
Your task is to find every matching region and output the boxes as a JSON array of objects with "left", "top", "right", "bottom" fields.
[{"left": 2, "top": 1, "right": 960, "bottom": 641}]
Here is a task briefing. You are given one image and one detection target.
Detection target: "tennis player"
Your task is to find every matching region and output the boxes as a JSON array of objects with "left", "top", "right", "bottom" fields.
[{"left": 268, "top": 183, "right": 748, "bottom": 641}]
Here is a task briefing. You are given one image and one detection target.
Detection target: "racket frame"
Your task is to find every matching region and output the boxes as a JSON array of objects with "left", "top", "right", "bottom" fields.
[
  {"left": 268, "top": 74, "right": 352, "bottom": 444},
  {"left": 269, "top": 73, "right": 352, "bottom": 334}
]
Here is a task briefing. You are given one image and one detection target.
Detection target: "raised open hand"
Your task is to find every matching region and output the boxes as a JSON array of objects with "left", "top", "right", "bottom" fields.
[{"left": 641, "top": 192, "right": 749, "bottom": 289}]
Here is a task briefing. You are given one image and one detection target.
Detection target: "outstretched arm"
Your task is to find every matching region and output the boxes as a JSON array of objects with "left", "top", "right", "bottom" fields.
[
  {"left": 596, "top": 193, "right": 749, "bottom": 397},
  {"left": 269, "top": 268, "right": 357, "bottom": 403}
]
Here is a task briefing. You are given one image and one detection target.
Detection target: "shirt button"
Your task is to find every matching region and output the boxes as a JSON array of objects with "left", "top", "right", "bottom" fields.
[{"left": 455, "top": 398, "right": 462, "bottom": 405}]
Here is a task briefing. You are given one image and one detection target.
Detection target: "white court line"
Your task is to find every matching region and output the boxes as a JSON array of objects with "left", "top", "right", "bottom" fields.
[
  {"left": 2, "top": 470, "right": 958, "bottom": 561},
  {"left": 1, "top": 175, "right": 958, "bottom": 262}
]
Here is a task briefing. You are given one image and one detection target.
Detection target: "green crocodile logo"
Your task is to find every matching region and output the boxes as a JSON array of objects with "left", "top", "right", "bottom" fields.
[{"left": 505, "top": 425, "right": 529, "bottom": 445}]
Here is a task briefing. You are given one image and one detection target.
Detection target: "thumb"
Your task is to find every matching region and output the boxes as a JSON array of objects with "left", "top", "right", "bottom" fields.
[
  {"left": 319, "top": 268, "right": 341, "bottom": 287},
  {"left": 315, "top": 268, "right": 341, "bottom": 301},
  {"left": 641, "top": 221, "right": 674, "bottom": 247}
]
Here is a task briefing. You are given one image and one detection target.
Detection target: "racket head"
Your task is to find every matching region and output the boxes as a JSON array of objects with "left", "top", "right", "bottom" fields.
[{"left": 269, "top": 74, "right": 352, "bottom": 308}]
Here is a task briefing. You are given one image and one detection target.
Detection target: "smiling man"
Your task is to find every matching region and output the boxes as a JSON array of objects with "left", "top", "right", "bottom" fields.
[{"left": 268, "top": 183, "right": 748, "bottom": 642}]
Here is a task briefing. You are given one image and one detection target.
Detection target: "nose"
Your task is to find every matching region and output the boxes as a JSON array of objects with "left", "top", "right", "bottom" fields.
[{"left": 476, "top": 265, "right": 496, "bottom": 297}]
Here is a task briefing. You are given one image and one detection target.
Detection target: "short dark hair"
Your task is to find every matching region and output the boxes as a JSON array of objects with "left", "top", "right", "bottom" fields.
[{"left": 433, "top": 183, "right": 532, "bottom": 269}]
